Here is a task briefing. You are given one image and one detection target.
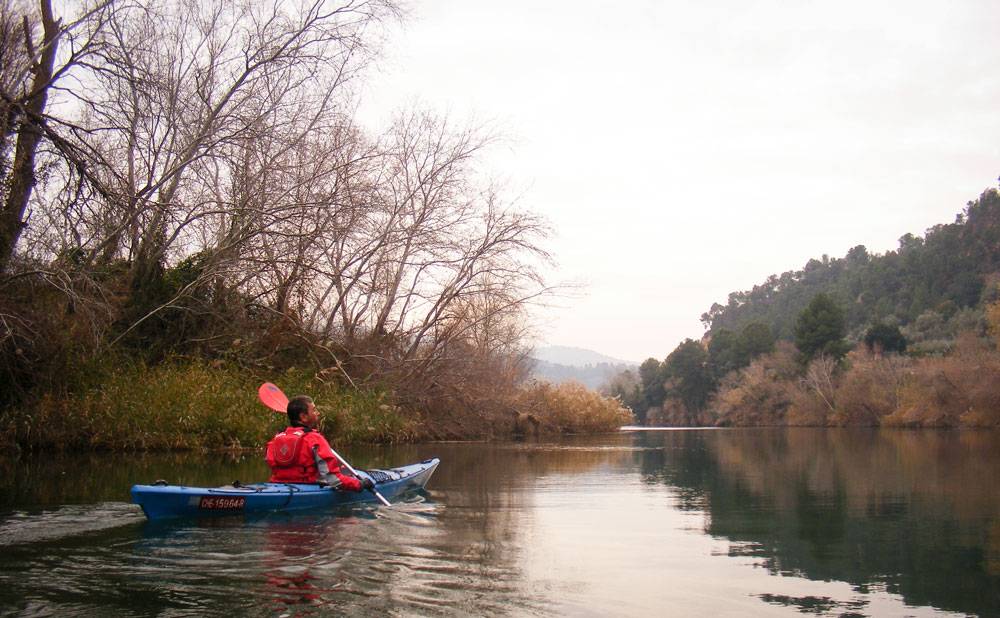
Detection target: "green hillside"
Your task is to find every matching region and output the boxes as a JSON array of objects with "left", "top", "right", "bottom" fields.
[
  {"left": 700, "top": 187, "right": 1000, "bottom": 350},
  {"left": 613, "top": 184, "right": 1000, "bottom": 427}
]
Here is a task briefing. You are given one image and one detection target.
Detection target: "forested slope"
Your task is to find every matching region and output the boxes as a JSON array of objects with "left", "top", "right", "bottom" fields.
[
  {"left": 611, "top": 184, "right": 1000, "bottom": 428},
  {"left": 700, "top": 188, "right": 1000, "bottom": 347}
]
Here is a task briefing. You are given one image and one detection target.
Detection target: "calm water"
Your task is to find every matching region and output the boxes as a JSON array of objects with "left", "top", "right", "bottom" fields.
[{"left": 0, "top": 429, "right": 998, "bottom": 616}]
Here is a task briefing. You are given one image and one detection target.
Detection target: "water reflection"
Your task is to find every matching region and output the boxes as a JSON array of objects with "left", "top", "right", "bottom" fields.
[
  {"left": 260, "top": 516, "right": 336, "bottom": 609},
  {"left": 635, "top": 429, "right": 1000, "bottom": 617},
  {"left": 0, "top": 450, "right": 266, "bottom": 509},
  {"left": 0, "top": 432, "right": 996, "bottom": 616}
]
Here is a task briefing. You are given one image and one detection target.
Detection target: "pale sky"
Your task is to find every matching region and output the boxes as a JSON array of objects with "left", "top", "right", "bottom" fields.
[{"left": 358, "top": 0, "right": 1000, "bottom": 363}]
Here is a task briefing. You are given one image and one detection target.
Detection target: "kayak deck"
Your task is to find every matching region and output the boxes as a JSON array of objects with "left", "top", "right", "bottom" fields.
[{"left": 131, "top": 458, "right": 439, "bottom": 520}]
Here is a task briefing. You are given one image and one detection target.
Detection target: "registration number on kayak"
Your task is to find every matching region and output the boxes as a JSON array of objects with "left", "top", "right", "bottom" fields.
[{"left": 198, "top": 496, "right": 246, "bottom": 510}]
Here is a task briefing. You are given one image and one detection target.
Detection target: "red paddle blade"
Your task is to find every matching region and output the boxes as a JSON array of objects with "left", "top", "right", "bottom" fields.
[{"left": 258, "top": 382, "right": 289, "bottom": 414}]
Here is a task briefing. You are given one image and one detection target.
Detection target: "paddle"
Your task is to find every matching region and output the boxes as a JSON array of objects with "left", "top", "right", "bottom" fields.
[{"left": 257, "top": 382, "right": 391, "bottom": 507}]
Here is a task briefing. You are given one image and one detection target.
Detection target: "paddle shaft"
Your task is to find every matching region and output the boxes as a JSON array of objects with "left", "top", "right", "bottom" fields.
[
  {"left": 328, "top": 446, "right": 391, "bottom": 506},
  {"left": 258, "top": 382, "right": 391, "bottom": 506}
]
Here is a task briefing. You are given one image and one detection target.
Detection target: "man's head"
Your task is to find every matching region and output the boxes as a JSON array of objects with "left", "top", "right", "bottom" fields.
[{"left": 287, "top": 395, "right": 318, "bottom": 428}]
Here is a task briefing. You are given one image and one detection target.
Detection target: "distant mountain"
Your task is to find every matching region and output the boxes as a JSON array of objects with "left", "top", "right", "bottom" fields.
[
  {"left": 532, "top": 345, "right": 638, "bottom": 367},
  {"left": 529, "top": 346, "right": 638, "bottom": 390}
]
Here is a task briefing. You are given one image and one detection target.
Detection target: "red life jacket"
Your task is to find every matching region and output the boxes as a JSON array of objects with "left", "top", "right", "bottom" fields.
[{"left": 267, "top": 428, "right": 316, "bottom": 483}]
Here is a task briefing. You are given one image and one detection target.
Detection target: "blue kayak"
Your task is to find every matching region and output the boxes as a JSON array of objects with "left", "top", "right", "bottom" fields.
[{"left": 131, "top": 458, "right": 439, "bottom": 520}]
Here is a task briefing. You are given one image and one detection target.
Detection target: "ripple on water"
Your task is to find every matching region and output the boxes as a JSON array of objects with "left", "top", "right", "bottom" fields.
[
  {"left": 0, "top": 502, "right": 145, "bottom": 547},
  {"left": 6, "top": 495, "right": 548, "bottom": 616}
]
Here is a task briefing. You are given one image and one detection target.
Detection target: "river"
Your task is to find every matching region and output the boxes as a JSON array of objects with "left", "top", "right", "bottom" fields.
[{"left": 0, "top": 428, "right": 997, "bottom": 616}]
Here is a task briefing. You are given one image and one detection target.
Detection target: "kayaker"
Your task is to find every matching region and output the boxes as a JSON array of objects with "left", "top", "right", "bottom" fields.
[{"left": 265, "top": 395, "right": 375, "bottom": 492}]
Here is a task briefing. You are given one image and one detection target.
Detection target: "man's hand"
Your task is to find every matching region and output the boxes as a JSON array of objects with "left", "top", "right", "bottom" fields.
[{"left": 360, "top": 477, "right": 375, "bottom": 491}]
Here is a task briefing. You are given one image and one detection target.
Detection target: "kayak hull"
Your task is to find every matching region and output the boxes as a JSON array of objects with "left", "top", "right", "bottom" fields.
[{"left": 131, "top": 458, "right": 439, "bottom": 520}]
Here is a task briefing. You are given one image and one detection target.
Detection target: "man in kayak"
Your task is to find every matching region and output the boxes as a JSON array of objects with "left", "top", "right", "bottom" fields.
[{"left": 265, "top": 395, "right": 375, "bottom": 492}]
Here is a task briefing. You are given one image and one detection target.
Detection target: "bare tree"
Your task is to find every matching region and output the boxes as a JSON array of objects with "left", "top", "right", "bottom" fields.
[
  {"left": 803, "top": 354, "right": 838, "bottom": 414},
  {"left": 3, "top": 0, "right": 556, "bottom": 420},
  {"left": 72, "top": 1, "right": 393, "bottom": 282},
  {"left": 0, "top": 0, "right": 120, "bottom": 271},
  {"left": 289, "top": 111, "right": 551, "bottom": 385},
  {"left": 0, "top": 0, "right": 60, "bottom": 274}
]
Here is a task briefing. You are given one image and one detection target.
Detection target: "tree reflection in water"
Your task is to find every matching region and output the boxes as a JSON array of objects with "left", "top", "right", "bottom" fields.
[
  {"left": 637, "top": 428, "right": 1000, "bottom": 617},
  {"left": 0, "top": 433, "right": 996, "bottom": 616}
]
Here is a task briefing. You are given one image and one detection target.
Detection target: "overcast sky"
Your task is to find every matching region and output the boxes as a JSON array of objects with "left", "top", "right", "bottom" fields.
[{"left": 358, "top": 0, "right": 1000, "bottom": 363}]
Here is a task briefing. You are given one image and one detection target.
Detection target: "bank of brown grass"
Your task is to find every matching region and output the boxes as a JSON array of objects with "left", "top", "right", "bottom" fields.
[
  {"left": 518, "top": 381, "right": 632, "bottom": 434},
  {"left": 710, "top": 334, "right": 1000, "bottom": 428},
  {"left": 5, "top": 350, "right": 631, "bottom": 451}
]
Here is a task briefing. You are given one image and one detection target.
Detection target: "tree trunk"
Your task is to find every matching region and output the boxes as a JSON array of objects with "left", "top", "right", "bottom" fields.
[{"left": 0, "top": 0, "right": 60, "bottom": 274}]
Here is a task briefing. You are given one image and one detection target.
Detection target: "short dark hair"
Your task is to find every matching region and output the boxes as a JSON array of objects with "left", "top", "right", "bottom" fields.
[{"left": 287, "top": 395, "right": 314, "bottom": 426}]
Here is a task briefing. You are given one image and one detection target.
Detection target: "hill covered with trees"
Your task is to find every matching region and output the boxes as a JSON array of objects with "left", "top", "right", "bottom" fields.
[
  {"left": 701, "top": 187, "right": 1000, "bottom": 351},
  {"left": 612, "top": 185, "right": 1000, "bottom": 428}
]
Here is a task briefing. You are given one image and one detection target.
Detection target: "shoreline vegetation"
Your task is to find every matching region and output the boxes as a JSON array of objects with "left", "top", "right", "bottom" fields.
[
  {"left": 616, "top": 339, "right": 1000, "bottom": 432},
  {"left": 706, "top": 336, "right": 1000, "bottom": 429},
  {"left": 4, "top": 356, "right": 632, "bottom": 453},
  {"left": 0, "top": 1, "right": 629, "bottom": 453},
  {"left": 609, "top": 187, "right": 1000, "bottom": 431}
]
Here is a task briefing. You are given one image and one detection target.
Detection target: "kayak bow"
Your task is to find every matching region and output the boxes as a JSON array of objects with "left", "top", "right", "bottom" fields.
[{"left": 131, "top": 458, "right": 439, "bottom": 520}]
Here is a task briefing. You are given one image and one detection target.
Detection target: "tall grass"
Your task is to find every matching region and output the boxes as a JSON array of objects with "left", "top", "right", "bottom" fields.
[
  {"left": 518, "top": 381, "right": 633, "bottom": 434},
  {"left": 5, "top": 356, "right": 414, "bottom": 452},
  {"left": 2, "top": 354, "right": 635, "bottom": 451}
]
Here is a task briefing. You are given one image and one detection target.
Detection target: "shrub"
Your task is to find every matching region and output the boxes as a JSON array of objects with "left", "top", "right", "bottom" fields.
[
  {"left": 706, "top": 327, "right": 1000, "bottom": 429},
  {"left": 518, "top": 381, "right": 632, "bottom": 434},
  {"left": 785, "top": 383, "right": 829, "bottom": 426},
  {"left": 647, "top": 397, "right": 697, "bottom": 426},
  {"left": 831, "top": 350, "right": 910, "bottom": 426},
  {"left": 863, "top": 323, "right": 907, "bottom": 354},
  {"left": 987, "top": 301, "right": 1000, "bottom": 347},
  {"left": 884, "top": 334, "right": 1000, "bottom": 428},
  {"left": 709, "top": 342, "right": 798, "bottom": 426}
]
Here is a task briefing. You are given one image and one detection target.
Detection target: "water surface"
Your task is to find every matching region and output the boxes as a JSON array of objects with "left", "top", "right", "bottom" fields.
[{"left": 0, "top": 429, "right": 997, "bottom": 616}]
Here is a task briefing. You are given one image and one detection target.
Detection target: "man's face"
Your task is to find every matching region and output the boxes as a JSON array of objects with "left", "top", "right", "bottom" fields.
[{"left": 302, "top": 403, "right": 320, "bottom": 428}]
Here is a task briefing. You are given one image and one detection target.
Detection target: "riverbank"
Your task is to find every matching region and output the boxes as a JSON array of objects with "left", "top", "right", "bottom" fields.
[
  {"left": 0, "top": 357, "right": 631, "bottom": 453},
  {"left": 704, "top": 337, "right": 1000, "bottom": 428}
]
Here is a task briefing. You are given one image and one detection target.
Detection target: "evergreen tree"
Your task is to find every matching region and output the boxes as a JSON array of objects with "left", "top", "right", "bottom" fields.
[
  {"left": 637, "top": 358, "right": 666, "bottom": 422},
  {"left": 663, "top": 339, "right": 715, "bottom": 412},
  {"left": 740, "top": 322, "right": 775, "bottom": 359},
  {"left": 794, "top": 294, "right": 850, "bottom": 362},
  {"left": 707, "top": 329, "right": 742, "bottom": 378},
  {"left": 708, "top": 322, "right": 775, "bottom": 379},
  {"left": 863, "top": 323, "right": 907, "bottom": 354}
]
